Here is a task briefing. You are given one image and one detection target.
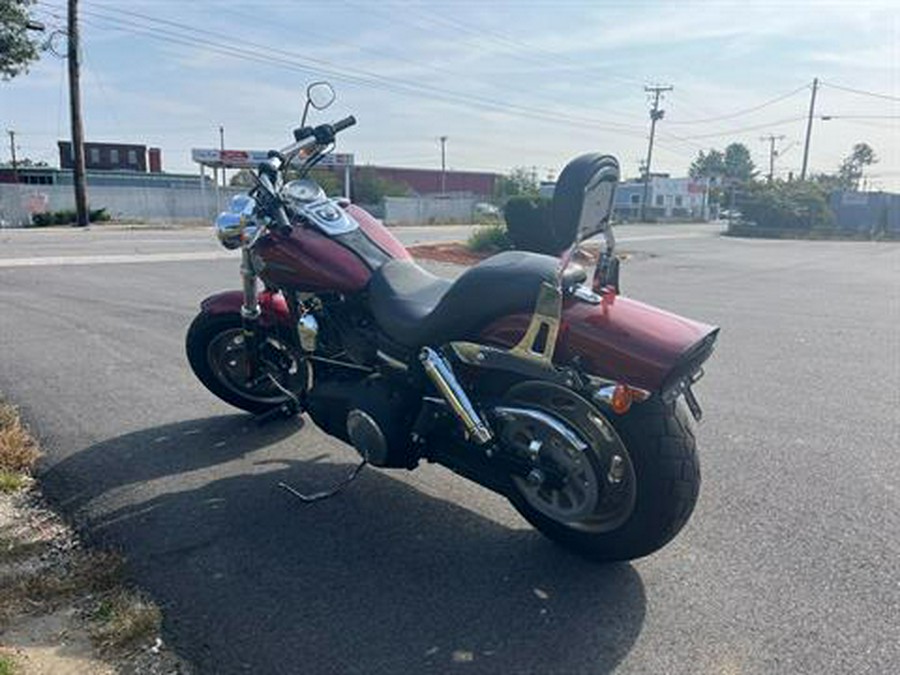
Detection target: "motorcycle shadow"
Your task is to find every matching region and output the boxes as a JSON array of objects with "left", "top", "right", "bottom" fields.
[{"left": 42, "top": 414, "right": 647, "bottom": 675}]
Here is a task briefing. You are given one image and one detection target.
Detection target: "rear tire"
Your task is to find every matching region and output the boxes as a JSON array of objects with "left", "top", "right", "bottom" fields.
[
  {"left": 507, "top": 395, "right": 700, "bottom": 562},
  {"left": 186, "top": 312, "right": 303, "bottom": 414}
]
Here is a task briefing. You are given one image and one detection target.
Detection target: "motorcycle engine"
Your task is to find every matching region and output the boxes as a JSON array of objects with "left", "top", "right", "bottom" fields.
[{"left": 306, "top": 374, "right": 419, "bottom": 469}]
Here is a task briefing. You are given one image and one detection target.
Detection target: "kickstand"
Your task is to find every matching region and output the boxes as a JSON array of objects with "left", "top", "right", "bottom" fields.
[
  {"left": 278, "top": 459, "right": 368, "bottom": 504},
  {"left": 262, "top": 373, "right": 368, "bottom": 504}
]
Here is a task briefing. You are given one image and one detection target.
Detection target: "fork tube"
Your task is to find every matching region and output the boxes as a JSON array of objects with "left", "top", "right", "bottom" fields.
[{"left": 240, "top": 247, "right": 261, "bottom": 379}]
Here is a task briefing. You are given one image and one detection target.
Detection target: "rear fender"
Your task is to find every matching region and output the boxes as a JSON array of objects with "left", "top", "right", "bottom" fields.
[
  {"left": 479, "top": 292, "right": 719, "bottom": 394},
  {"left": 199, "top": 289, "right": 292, "bottom": 328}
]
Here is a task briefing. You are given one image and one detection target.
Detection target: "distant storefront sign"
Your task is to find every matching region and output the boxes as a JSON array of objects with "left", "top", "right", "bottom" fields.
[
  {"left": 841, "top": 192, "right": 869, "bottom": 206},
  {"left": 191, "top": 148, "right": 354, "bottom": 169}
]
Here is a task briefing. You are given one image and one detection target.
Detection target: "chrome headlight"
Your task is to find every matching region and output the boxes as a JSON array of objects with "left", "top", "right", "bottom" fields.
[
  {"left": 214, "top": 194, "right": 257, "bottom": 250},
  {"left": 215, "top": 212, "right": 244, "bottom": 249}
]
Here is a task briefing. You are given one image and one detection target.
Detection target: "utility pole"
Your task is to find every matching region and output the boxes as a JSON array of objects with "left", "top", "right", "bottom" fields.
[
  {"left": 760, "top": 134, "right": 786, "bottom": 183},
  {"left": 7, "top": 130, "right": 18, "bottom": 182},
  {"left": 641, "top": 84, "right": 672, "bottom": 221},
  {"left": 219, "top": 125, "right": 225, "bottom": 187},
  {"left": 800, "top": 77, "right": 819, "bottom": 181},
  {"left": 67, "top": 0, "right": 89, "bottom": 227},
  {"left": 439, "top": 135, "right": 447, "bottom": 194}
]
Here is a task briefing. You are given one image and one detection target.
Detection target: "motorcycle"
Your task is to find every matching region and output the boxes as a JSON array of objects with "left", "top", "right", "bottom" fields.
[{"left": 186, "top": 83, "right": 719, "bottom": 562}]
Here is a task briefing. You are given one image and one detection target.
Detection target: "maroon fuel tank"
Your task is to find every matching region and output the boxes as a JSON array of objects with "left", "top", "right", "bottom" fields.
[
  {"left": 254, "top": 204, "right": 410, "bottom": 293},
  {"left": 479, "top": 291, "right": 719, "bottom": 393}
]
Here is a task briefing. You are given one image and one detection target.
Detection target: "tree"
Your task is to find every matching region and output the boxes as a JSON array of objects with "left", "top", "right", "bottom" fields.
[
  {"left": 494, "top": 166, "right": 539, "bottom": 200},
  {"left": 688, "top": 144, "right": 755, "bottom": 183},
  {"left": 350, "top": 167, "right": 410, "bottom": 204},
  {"left": 229, "top": 169, "right": 256, "bottom": 188},
  {"left": 723, "top": 143, "right": 756, "bottom": 183},
  {"left": 837, "top": 142, "right": 877, "bottom": 191},
  {"left": 688, "top": 149, "right": 726, "bottom": 180},
  {"left": 230, "top": 167, "right": 343, "bottom": 195},
  {"left": 0, "top": 156, "right": 47, "bottom": 168},
  {"left": 1, "top": 0, "right": 41, "bottom": 80}
]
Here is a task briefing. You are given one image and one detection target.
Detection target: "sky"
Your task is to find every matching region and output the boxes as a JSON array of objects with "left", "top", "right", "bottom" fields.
[{"left": 2, "top": 0, "right": 898, "bottom": 189}]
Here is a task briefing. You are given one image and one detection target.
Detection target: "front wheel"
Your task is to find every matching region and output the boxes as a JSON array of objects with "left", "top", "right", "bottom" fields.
[
  {"left": 186, "top": 312, "right": 306, "bottom": 414},
  {"left": 499, "top": 382, "right": 700, "bottom": 562}
]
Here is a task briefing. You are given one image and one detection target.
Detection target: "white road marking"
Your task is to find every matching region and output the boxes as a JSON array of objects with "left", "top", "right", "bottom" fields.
[
  {"left": 0, "top": 231, "right": 715, "bottom": 268},
  {"left": 0, "top": 251, "right": 237, "bottom": 268},
  {"left": 616, "top": 233, "right": 710, "bottom": 243}
]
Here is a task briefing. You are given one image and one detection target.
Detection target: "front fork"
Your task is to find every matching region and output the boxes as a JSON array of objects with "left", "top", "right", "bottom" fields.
[{"left": 240, "top": 247, "right": 261, "bottom": 381}]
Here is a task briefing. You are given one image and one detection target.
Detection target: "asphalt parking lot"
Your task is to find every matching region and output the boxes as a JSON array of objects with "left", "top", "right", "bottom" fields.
[{"left": 0, "top": 223, "right": 897, "bottom": 674}]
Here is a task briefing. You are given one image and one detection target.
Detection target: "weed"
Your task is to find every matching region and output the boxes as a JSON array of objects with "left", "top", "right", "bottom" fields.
[
  {"left": 467, "top": 223, "right": 513, "bottom": 253},
  {"left": 0, "top": 403, "right": 40, "bottom": 476},
  {"left": 90, "top": 589, "right": 162, "bottom": 651},
  {"left": 19, "top": 550, "right": 123, "bottom": 604},
  {"left": 0, "top": 654, "right": 17, "bottom": 675},
  {"left": 0, "top": 535, "right": 48, "bottom": 563},
  {"left": 0, "top": 471, "right": 27, "bottom": 494}
]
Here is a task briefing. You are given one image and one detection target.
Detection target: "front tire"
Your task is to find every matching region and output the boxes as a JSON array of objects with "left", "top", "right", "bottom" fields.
[
  {"left": 186, "top": 312, "right": 305, "bottom": 414},
  {"left": 503, "top": 385, "right": 700, "bottom": 562}
]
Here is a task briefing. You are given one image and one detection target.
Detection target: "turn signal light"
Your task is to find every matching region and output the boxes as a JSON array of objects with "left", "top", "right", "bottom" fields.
[{"left": 610, "top": 384, "right": 633, "bottom": 414}]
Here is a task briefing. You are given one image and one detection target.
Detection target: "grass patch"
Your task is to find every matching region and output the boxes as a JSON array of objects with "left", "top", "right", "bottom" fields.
[
  {"left": 0, "top": 534, "right": 48, "bottom": 563},
  {"left": 467, "top": 223, "right": 513, "bottom": 253},
  {"left": 22, "top": 550, "right": 124, "bottom": 603},
  {"left": 90, "top": 589, "right": 162, "bottom": 651},
  {"left": 0, "top": 403, "right": 40, "bottom": 477},
  {"left": 0, "top": 471, "right": 28, "bottom": 494},
  {"left": 0, "top": 654, "right": 18, "bottom": 675}
]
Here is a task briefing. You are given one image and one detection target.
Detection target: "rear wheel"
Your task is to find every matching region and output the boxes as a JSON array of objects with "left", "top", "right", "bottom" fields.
[
  {"left": 497, "top": 382, "right": 700, "bottom": 562},
  {"left": 186, "top": 312, "right": 306, "bottom": 414}
]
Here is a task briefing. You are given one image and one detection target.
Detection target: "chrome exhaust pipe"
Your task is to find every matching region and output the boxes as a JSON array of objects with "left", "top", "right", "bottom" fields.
[{"left": 419, "top": 347, "right": 492, "bottom": 445}]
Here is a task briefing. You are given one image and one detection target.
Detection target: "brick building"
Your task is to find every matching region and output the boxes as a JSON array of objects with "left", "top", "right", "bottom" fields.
[{"left": 57, "top": 141, "right": 162, "bottom": 173}]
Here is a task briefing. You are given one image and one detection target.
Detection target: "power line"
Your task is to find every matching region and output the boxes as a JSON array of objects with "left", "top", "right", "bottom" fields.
[
  {"left": 396, "top": 3, "right": 647, "bottom": 89},
  {"left": 48, "top": 2, "right": 649, "bottom": 137},
  {"left": 821, "top": 81, "right": 900, "bottom": 103},
  {"left": 666, "top": 116, "right": 807, "bottom": 141},
  {"left": 666, "top": 83, "right": 810, "bottom": 125}
]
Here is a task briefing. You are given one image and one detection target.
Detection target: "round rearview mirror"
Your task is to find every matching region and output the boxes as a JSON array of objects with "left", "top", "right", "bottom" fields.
[{"left": 307, "top": 81, "right": 335, "bottom": 110}]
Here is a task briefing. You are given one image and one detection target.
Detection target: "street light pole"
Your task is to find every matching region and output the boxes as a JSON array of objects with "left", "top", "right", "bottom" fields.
[{"left": 440, "top": 135, "right": 447, "bottom": 194}]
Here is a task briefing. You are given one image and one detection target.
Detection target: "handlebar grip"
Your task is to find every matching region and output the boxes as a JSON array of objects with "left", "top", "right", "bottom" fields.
[{"left": 333, "top": 115, "right": 357, "bottom": 133}]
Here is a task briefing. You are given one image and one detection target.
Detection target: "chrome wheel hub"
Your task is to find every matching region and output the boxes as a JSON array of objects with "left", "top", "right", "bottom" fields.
[
  {"left": 207, "top": 328, "right": 304, "bottom": 405},
  {"left": 494, "top": 381, "right": 637, "bottom": 533}
]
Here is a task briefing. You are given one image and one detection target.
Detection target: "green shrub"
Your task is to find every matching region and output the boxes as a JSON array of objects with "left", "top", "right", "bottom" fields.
[
  {"left": 503, "top": 196, "right": 562, "bottom": 254},
  {"left": 467, "top": 223, "right": 513, "bottom": 253},
  {"left": 30, "top": 207, "right": 110, "bottom": 227},
  {"left": 738, "top": 182, "right": 834, "bottom": 231}
]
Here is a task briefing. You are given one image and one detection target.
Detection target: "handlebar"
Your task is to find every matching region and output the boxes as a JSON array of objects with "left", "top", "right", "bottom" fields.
[
  {"left": 332, "top": 115, "right": 356, "bottom": 133},
  {"left": 251, "top": 114, "right": 357, "bottom": 234},
  {"left": 284, "top": 116, "right": 356, "bottom": 156}
]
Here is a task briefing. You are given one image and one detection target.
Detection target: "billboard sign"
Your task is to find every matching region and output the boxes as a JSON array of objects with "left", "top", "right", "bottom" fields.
[{"left": 192, "top": 149, "right": 354, "bottom": 170}]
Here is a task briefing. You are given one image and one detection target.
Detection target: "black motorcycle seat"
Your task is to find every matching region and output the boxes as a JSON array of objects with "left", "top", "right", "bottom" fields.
[{"left": 368, "top": 250, "right": 584, "bottom": 348}]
